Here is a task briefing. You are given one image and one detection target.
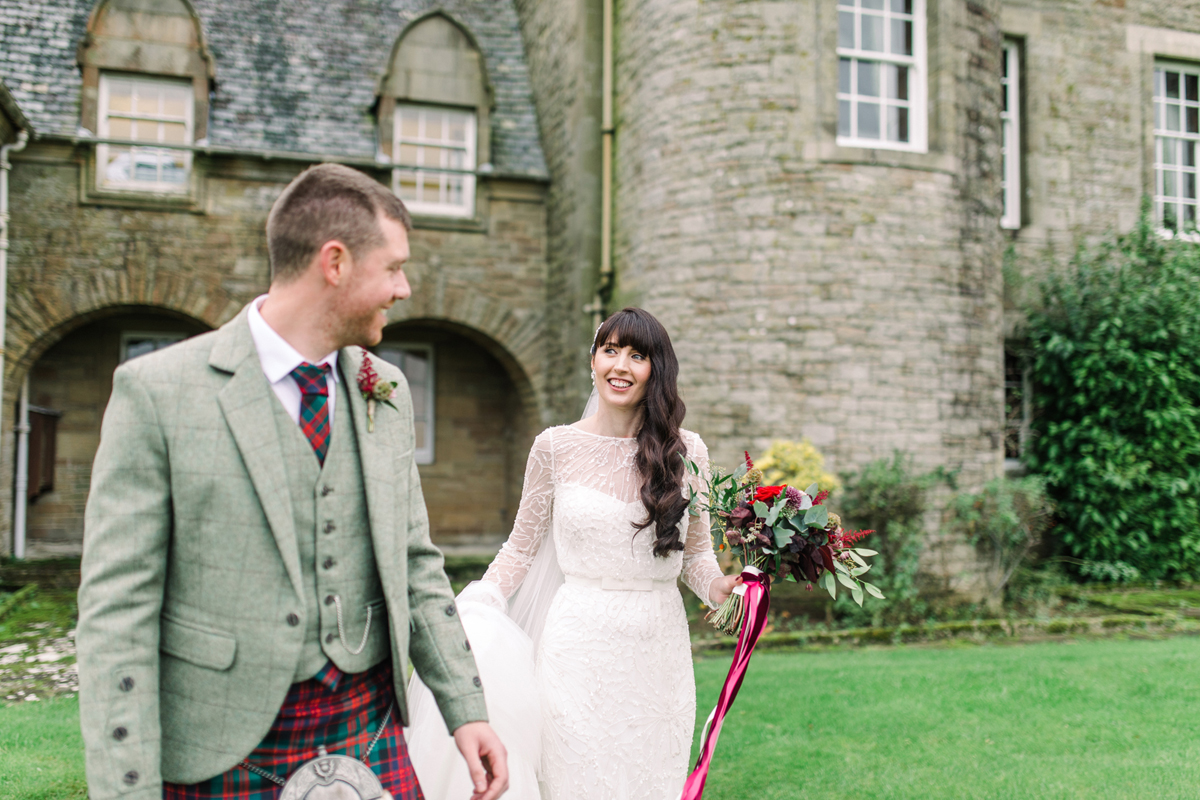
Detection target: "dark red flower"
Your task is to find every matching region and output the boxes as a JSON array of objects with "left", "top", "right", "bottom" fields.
[
  {"left": 812, "top": 490, "right": 830, "bottom": 506},
  {"left": 729, "top": 506, "right": 755, "bottom": 528},
  {"left": 754, "top": 485, "right": 785, "bottom": 503}
]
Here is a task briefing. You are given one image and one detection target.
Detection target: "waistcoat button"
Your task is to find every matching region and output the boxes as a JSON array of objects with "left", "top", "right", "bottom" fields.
[
  {"left": 323, "top": 557, "right": 336, "bottom": 570},
  {"left": 325, "top": 594, "right": 335, "bottom": 606},
  {"left": 123, "top": 771, "right": 139, "bottom": 786},
  {"left": 464, "top": 639, "right": 471, "bottom": 651},
  {"left": 321, "top": 485, "right": 334, "bottom": 496},
  {"left": 286, "top": 613, "right": 300, "bottom": 627},
  {"left": 113, "top": 726, "right": 128, "bottom": 741},
  {"left": 326, "top": 633, "right": 335, "bottom": 644},
  {"left": 118, "top": 677, "right": 134, "bottom": 692},
  {"left": 472, "top": 676, "right": 482, "bottom": 688},
  {"left": 444, "top": 604, "right": 456, "bottom": 616},
  {"left": 323, "top": 521, "right": 336, "bottom": 534}
]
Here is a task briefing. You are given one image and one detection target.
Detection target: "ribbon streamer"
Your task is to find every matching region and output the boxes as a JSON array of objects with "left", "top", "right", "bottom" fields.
[{"left": 680, "top": 565, "right": 772, "bottom": 800}]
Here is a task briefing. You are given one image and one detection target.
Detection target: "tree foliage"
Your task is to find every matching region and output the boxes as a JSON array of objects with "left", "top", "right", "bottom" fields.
[{"left": 1025, "top": 206, "right": 1200, "bottom": 579}]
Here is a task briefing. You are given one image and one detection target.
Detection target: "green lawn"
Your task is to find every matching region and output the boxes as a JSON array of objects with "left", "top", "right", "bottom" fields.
[
  {"left": 693, "top": 637, "right": 1200, "bottom": 799},
  {"left": 6, "top": 638, "right": 1200, "bottom": 798}
]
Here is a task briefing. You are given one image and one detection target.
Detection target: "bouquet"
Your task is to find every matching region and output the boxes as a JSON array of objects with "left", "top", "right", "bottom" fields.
[{"left": 685, "top": 450, "right": 884, "bottom": 634}]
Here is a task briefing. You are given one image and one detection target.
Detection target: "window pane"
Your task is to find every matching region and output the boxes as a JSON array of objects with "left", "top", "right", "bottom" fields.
[
  {"left": 1164, "top": 169, "right": 1177, "bottom": 197},
  {"left": 108, "top": 117, "right": 132, "bottom": 140},
  {"left": 133, "top": 152, "right": 160, "bottom": 182},
  {"left": 889, "top": 105, "right": 909, "bottom": 142},
  {"left": 1155, "top": 69, "right": 1164, "bottom": 98},
  {"left": 108, "top": 82, "right": 133, "bottom": 113},
  {"left": 1155, "top": 101, "right": 1163, "bottom": 129},
  {"left": 1167, "top": 71, "right": 1180, "bottom": 99},
  {"left": 422, "top": 173, "right": 442, "bottom": 200},
  {"left": 1186, "top": 204, "right": 1197, "bottom": 228},
  {"left": 1186, "top": 172, "right": 1197, "bottom": 200},
  {"left": 1186, "top": 141, "right": 1196, "bottom": 167},
  {"left": 858, "top": 60, "right": 880, "bottom": 97},
  {"left": 839, "top": 58, "right": 852, "bottom": 93},
  {"left": 400, "top": 113, "right": 420, "bottom": 139},
  {"left": 838, "top": 11, "right": 855, "bottom": 49},
  {"left": 862, "top": 0, "right": 884, "bottom": 9},
  {"left": 1188, "top": 106, "right": 1198, "bottom": 134},
  {"left": 1164, "top": 202, "right": 1178, "bottom": 229},
  {"left": 424, "top": 110, "right": 445, "bottom": 139},
  {"left": 1189, "top": 74, "right": 1199, "bottom": 102},
  {"left": 163, "top": 91, "right": 188, "bottom": 118},
  {"left": 398, "top": 144, "right": 419, "bottom": 165},
  {"left": 1163, "top": 137, "right": 1176, "bottom": 165},
  {"left": 859, "top": 102, "right": 881, "bottom": 138},
  {"left": 413, "top": 421, "right": 427, "bottom": 451},
  {"left": 861, "top": 14, "right": 884, "bottom": 51},
  {"left": 396, "top": 170, "right": 418, "bottom": 200},
  {"left": 887, "top": 64, "right": 908, "bottom": 100},
  {"left": 163, "top": 153, "right": 188, "bottom": 183},
  {"left": 161, "top": 121, "right": 187, "bottom": 144},
  {"left": 838, "top": 100, "right": 852, "bottom": 136},
  {"left": 448, "top": 115, "right": 468, "bottom": 143},
  {"left": 105, "top": 147, "right": 131, "bottom": 182},
  {"left": 891, "top": 0, "right": 913, "bottom": 12},
  {"left": 447, "top": 149, "right": 466, "bottom": 170},
  {"left": 1168, "top": 104, "right": 1181, "bottom": 131},
  {"left": 448, "top": 176, "right": 464, "bottom": 206},
  {"left": 891, "top": 18, "right": 912, "bottom": 56}
]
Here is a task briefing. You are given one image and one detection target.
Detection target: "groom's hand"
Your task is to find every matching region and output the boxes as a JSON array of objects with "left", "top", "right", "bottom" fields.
[{"left": 452, "top": 721, "right": 509, "bottom": 800}]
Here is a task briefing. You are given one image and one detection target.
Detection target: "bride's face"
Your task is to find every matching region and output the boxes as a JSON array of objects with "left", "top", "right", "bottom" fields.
[{"left": 592, "top": 340, "right": 652, "bottom": 411}]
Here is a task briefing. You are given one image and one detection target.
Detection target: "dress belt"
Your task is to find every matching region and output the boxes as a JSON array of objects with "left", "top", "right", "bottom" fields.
[{"left": 565, "top": 574, "right": 676, "bottom": 592}]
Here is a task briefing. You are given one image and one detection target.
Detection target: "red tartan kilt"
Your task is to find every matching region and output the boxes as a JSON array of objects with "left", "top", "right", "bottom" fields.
[{"left": 163, "top": 660, "right": 423, "bottom": 800}]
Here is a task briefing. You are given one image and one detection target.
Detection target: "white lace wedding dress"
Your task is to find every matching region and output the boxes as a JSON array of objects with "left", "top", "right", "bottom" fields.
[{"left": 405, "top": 425, "right": 724, "bottom": 800}]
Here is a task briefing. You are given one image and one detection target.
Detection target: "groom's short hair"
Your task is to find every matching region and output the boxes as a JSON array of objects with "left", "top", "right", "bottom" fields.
[{"left": 266, "top": 163, "right": 412, "bottom": 282}]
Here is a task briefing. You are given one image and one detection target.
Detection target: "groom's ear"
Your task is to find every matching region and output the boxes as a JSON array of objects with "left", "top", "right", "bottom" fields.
[{"left": 315, "top": 239, "right": 352, "bottom": 287}]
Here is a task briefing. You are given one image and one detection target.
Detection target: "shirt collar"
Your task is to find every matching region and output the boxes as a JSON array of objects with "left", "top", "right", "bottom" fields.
[{"left": 247, "top": 295, "right": 340, "bottom": 385}]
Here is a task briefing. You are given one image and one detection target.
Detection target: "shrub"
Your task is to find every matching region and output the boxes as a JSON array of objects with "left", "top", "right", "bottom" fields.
[
  {"left": 836, "top": 452, "right": 937, "bottom": 625},
  {"left": 755, "top": 439, "right": 842, "bottom": 496},
  {"left": 1025, "top": 205, "right": 1200, "bottom": 580},
  {"left": 945, "top": 476, "right": 1054, "bottom": 603}
]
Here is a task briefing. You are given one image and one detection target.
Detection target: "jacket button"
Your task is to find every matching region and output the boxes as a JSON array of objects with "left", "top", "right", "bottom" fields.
[
  {"left": 323, "top": 557, "right": 336, "bottom": 570},
  {"left": 321, "top": 485, "right": 334, "bottom": 496},
  {"left": 326, "top": 633, "right": 335, "bottom": 644},
  {"left": 464, "top": 639, "right": 471, "bottom": 651},
  {"left": 286, "top": 613, "right": 300, "bottom": 627},
  {"left": 112, "top": 726, "right": 128, "bottom": 741},
  {"left": 325, "top": 594, "right": 335, "bottom": 606},
  {"left": 118, "top": 677, "right": 135, "bottom": 692},
  {"left": 472, "top": 676, "right": 482, "bottom": 688},
  {"left": 444, "top": 604, "right": 456, "bottom": 616},
  {"left": 323, "top": 521, "right": 336, "bottom": 534},
  {"left": 123, "top": 770, "right": 139, "bottom": 786}
]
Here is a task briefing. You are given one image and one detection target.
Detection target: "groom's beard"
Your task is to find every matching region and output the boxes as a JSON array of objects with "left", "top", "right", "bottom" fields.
[{"left": 330, "top": 300, "right": 387, "bottom": 349}]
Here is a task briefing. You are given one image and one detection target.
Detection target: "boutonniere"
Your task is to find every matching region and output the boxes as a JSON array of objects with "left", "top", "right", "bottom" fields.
[{"left": 357, "top": 349, "right": 398, "bottom": 432}]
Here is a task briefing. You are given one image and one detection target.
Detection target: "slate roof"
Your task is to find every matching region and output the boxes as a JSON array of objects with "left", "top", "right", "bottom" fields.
[{"left": 0, "top": 0, "right": 547, "bottom": 179}]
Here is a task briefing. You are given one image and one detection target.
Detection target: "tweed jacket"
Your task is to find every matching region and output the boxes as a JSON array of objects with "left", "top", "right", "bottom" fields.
[{"left": 76, "top": 307, "right": 487, "bottom": 800}]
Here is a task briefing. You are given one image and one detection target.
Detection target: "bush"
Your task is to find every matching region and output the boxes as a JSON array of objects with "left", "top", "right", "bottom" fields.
[
  {"left": 836, "top": 452, "right": 938, "bottom": 625},
  {"left": 755, "top": 439, "right": 842, "bottom": 496},
  {"left": 1025, "top": 204, "right": 1200, "bottom": 580},
  {"left": 945, "top": 476, "right": 1054, "bottom": 603}
]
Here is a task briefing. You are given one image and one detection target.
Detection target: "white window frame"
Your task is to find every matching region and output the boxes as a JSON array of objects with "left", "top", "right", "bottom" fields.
[
  {"left": 836, "top": 0, "right": 927, "bottom": 153},
  {"left": 375, "top": 344, "right": 436, "bottom": 465},
  {"left": 96, "top": 73, "right": 194, "bottom": 194},
  {"left": 1000, "top": 40, "right": 1022, "bottom": 230},
  {"left": 120, "top": 331, "right": 185, "bottom": 363},
  {"left": 392, "top": 104, "right": 477, "bottom": 218},
  {"left": 1153, "top": 60, "right": 1200, "bottom": 235}
]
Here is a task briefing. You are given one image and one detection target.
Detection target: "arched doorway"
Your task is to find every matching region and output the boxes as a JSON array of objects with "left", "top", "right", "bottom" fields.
[
  {"left": 22, "top": 307, "right": 210, "bottom": 556},
  {"left": 376, "top": 320, "right": 535, "bottom": 552}
]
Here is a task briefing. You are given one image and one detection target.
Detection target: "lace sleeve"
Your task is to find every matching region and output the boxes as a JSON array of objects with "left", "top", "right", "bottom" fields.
[
  {"left": 481, "top": 430, "right": 555, "bottom": 599},
  {"left": 680, "top": 432, "right": 725, "bottom": 608}
]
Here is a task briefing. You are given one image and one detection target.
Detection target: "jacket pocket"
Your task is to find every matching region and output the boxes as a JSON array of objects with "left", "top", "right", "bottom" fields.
[{"left": 160, "top": 613, "right": 237, "bottom": 671}]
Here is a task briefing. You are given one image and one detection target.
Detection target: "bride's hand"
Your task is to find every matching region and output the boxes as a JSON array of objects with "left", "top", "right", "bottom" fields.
[{"left": 709, "top": 574, "right": 743, "bottom": 606}]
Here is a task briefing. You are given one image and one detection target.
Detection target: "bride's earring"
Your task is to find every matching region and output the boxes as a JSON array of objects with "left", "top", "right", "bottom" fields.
[{"left": 590, "top": 369, "right": 596, "bottom": 384}]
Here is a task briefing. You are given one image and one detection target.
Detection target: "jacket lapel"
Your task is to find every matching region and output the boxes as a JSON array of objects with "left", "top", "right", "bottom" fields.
[
  {"left": 210, "top": 309, "right": 304, "bottom": 600},
  {"left": 341, "top": 347, "right": 398, "bottom": 567}
]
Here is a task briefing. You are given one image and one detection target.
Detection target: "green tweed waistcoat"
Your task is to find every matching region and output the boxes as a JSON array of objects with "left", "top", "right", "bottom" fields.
[
  {"left": 76, "top": 307, "right": 487, "bottom": 800},
  {"left": 272, "top": 370, "right": 389, "bottom": 680}
]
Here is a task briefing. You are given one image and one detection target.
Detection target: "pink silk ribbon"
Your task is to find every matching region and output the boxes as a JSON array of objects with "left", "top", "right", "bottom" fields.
[{"left": 680, "top": 566, "right": 772, "bottom": 800}]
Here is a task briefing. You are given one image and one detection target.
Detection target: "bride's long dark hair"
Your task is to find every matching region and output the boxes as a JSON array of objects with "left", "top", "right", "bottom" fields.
[{"left": 591, "top": 308, "right": 688, "bottom": 557}]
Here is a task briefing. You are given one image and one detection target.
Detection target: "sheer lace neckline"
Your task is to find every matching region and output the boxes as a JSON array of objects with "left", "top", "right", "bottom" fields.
[{"left": 565, "top": 424, "right": 638, "bottom": 442}]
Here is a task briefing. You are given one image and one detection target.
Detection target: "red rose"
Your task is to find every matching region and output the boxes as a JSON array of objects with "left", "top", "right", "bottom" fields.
[{"left": 754, "top": 486, "right": 785, "bottom": 503}]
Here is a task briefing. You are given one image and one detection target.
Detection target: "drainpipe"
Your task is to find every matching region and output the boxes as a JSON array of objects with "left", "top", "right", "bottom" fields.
[
  {"left": 13, "top": 377, "right": 28, "bottom": 559},
  {"left": 589, "top": 0, "right": 615, "bottom": 329},
  {"left": 1, "top": 129, "right": 29, "bottom": 558}
]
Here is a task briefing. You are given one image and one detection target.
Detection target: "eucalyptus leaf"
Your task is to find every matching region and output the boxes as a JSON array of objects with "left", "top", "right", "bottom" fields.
[
  {"left": 772, "top": 526, "right": 791, "bottom": 549},
  {"left": 863, "top": 582, "right": 885, "bottom": 599},
  {"left": 754, "top": 501, "right": 769, "bottom": 519},
  {"left": 834, "top": 560, "right": 851, "bottom": 575},
  {"left": 766, "top": 503, "right": 783, "bottom": 526},
  {"left": 733, "top": 462, "right": 748, "bottom": 479},
  {"left": 851, "top": 584, "right": 864, "bottom": 607},
  {"left": 851, "top": 565, "right": 871, "bottom": 576},
  {"left": 848, "top": 550, "right": 867, "bottom": 568},
  {"left": 805, "top": 482, "right": 819, "bottom": 497},
  {"left": 854, "top": 548, "right": 879, "bottom": 557},
  {"left": 820, "top": 570, "right": 837, "bottom": 598},
  {"left": 836, "top": 572, "right": 857, "bottom": 590},
  {"left": 803, "top": 505, "right": 829, "bottom": 529}
]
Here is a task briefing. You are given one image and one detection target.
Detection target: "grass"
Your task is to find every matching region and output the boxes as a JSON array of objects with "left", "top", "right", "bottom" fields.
[
  {"left": 0, "top": 695, "right": 87, "bottom": 799},
  {"left": 692, "top": 636, "right": 1200, "bottom": 799}
]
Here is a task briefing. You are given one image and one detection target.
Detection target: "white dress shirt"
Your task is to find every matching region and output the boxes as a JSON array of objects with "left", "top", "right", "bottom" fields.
[{"left": 247, "top": 295, "right": 340, "bottom": 425}]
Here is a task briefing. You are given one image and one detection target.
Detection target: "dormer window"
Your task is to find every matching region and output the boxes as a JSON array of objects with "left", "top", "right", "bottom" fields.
[
  {"left": 97, "top": 75, "right": 193, "bottom": 192},
  {"left": 393, "top": 104, "right": 476, "bottom": 217}
]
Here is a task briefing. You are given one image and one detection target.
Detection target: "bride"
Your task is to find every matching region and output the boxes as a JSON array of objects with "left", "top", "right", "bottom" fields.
[{"left": 405, "top": 307, "right": 739, "bottom": 800}]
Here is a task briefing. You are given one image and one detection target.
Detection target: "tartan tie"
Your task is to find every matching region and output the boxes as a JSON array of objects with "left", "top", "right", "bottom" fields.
[{"left": 290, "top": 363, "right": 332, "bottom": 464}]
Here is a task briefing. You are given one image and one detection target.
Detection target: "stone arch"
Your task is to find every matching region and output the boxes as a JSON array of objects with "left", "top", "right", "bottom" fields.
[
  {"left": 78, "top": 0, "right": 215, "bottom": 140},
  {"left": 376, "top": 11, "right": 493, "bottom": 166}
]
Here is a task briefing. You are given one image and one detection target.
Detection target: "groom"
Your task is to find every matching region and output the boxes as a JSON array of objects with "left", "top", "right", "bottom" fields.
[{"left": 76, "top": 164, "right": 507, "bottom": 799}]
